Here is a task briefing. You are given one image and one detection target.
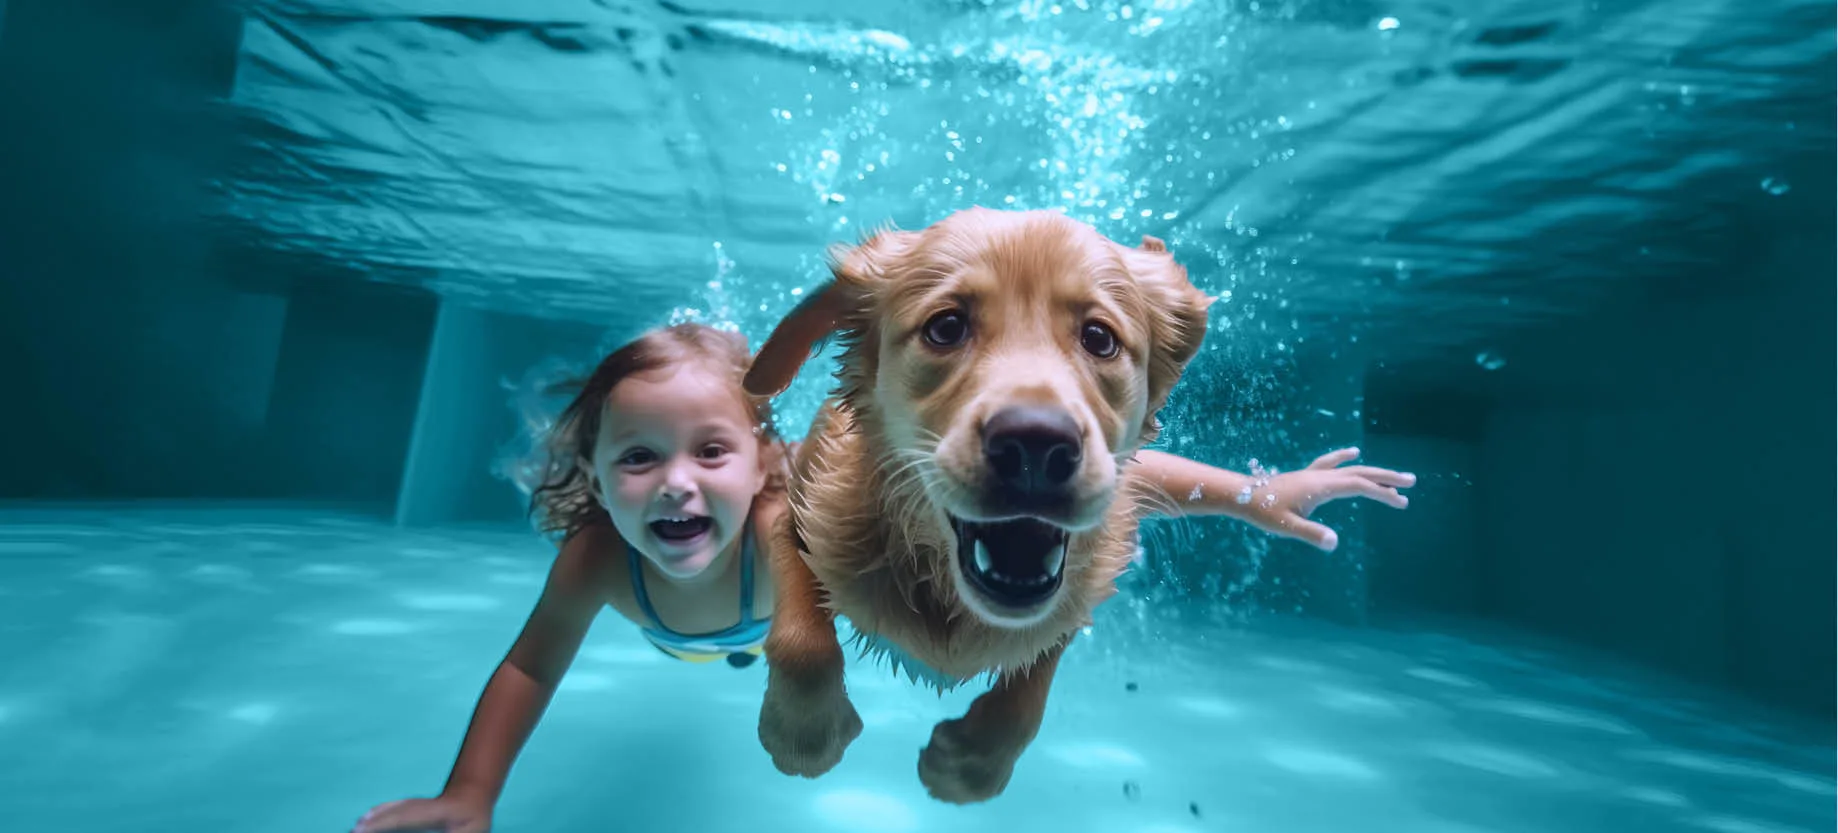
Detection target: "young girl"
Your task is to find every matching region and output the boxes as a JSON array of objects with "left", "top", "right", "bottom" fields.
[
  {"left": 355, "top": 323, "right": 793, "bottom": 833},
  {"left": 353, "top": 322, "right": 1412, "bottom": 833}
]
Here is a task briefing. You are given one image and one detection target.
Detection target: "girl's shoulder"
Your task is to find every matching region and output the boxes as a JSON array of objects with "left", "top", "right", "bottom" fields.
[{"left": 553, "top": 522, "right": 633, "bottom": 602}]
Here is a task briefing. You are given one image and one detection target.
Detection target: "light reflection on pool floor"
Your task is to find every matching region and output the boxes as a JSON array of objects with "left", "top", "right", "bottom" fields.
[{"left": 0, "top": 506, "right": 1829, "bottom": 833}]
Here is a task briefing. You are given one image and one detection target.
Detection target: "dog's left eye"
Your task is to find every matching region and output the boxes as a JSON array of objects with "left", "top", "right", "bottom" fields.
[
  {"left": 922, "top": 310, "right": 970, "bottom": 348},
  {"left": 1080, "top": 322, "right": 1120, "bottom": 358}
]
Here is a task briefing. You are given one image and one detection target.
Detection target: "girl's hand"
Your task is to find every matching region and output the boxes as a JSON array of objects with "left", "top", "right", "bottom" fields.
[
  {"left": 1244, "top": 448, "right": 1415, "bottom": 552},
  {"left": 354, "top": 794, "right": 492, "bottom": 833}
]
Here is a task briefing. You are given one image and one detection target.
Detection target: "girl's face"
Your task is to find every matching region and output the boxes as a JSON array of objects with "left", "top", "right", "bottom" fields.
[{"left": 588, "top": 362, "right": 769, "bottom": 581}]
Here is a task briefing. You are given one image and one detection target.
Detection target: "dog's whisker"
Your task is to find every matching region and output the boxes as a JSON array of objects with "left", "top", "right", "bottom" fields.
[
  {"left": 869, "top": 450, "right": 922, "bottom": 483},
  {"left": 886, "top": 454, "right": 934, "bottom": 486},
  {"left": 1139, "top": 486, "right": 1182, "bottom": 518},
  {"left": 1130, "top": 490, "right": 1182, "bottom": 522},
  {"left": 1117, "top": 477, "right": 1184, "bottom": 520}
]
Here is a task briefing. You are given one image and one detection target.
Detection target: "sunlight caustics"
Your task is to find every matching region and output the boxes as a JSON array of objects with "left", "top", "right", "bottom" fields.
[{"left": 0, "top": 510, "right": 1828, "bottom": 833}]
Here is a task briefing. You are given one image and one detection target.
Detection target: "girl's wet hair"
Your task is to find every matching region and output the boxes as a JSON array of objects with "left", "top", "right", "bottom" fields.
[{"left": 527, "top": 322, "right": 786, "bottom": 542}]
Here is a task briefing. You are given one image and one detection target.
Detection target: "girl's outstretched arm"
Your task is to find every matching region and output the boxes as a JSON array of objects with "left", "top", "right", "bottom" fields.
[
  {"left": 355, "top": 526, "right": 612, "bottom": 833},
  {"left": 1126, "top": 447, "right": 1415, "bottom": 552},
  {"left": 1126, "top": 449, "right": 1260, "bottom": 520}
]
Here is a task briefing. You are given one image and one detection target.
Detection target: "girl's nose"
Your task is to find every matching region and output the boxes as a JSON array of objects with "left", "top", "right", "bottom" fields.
[{"left": 660, "top": 460, "right": 698, "bottom": 500}]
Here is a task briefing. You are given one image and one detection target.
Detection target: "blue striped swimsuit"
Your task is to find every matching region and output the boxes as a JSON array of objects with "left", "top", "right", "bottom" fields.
[{"left": 628, "top": 531, "right": 770, "bottom": 665}]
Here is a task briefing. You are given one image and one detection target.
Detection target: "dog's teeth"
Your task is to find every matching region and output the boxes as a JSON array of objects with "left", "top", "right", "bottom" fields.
[
  {"left": 1045, "top": 541, "right": 1066, "bottom": 577},
  {"left": 974, "top": 539, "right": 994, "bottom": 574}
]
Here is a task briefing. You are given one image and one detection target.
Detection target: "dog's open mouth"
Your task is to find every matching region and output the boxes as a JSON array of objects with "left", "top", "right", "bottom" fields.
[{"left": 951, "top": 516, "right": 1068, "bottom": 609}]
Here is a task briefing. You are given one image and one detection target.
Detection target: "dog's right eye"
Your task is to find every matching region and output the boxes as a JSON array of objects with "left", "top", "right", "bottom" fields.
[
  {"left": 1080, "top": 321, "right": 1120, "bottom": 359},
  {"left": 921, "top": 310, "right": 969, "bottom": 348}
]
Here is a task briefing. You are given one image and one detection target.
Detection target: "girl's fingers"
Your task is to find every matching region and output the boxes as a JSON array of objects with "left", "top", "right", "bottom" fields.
[
  {"left": 1321, "top": 476, "right": 1408, "bottom": 509},
  {"left": 1279, "top": 515, "right": 1340, "bottom": 551},
  {"left": 1341, "top": 466, "right": 1416, "bottom": 488},
  {"left": 356, "top": 800, "right": 449, "bottom": 833},
  {"left": 1308, "top": 447, "right": 1361, "bottom": 470}
]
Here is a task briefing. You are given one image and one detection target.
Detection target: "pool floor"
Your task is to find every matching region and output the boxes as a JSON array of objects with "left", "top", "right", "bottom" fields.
[{"left": 0, "top": 506, "right": 1830, "bottom": 833}]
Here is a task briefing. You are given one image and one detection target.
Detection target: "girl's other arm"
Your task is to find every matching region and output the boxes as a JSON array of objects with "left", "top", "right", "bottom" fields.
[
  {"left": 1126, "top": 448, "right": 1414, "bottom": 552},
  {"left": 355, "top": 527, "right": 611, "bottom": 833},
  {"left": 1127, "top": 449, "right": 1259, "bottom": 521},
  {"left": 443, "top": 528, "right": 606, "bottom": 799}
]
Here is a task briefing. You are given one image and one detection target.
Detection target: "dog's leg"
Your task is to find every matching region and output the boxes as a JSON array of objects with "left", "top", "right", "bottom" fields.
[
  {"left": 758, "top": 510, "right": 862, "bottom": 778},
  {"left": 918, "top": 639, "right": 1067, "bottom": 803}
]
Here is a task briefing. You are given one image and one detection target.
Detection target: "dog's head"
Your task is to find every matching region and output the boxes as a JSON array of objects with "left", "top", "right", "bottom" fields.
[{"left": 747, "top": 208, "right": 1211, "bottom": 629}]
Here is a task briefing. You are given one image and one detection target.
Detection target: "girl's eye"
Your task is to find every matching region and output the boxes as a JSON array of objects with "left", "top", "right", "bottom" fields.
[
  {"left": 618, "top": 449, "right": 657, "bottom": 466},
  {"left": 699, "top": 445, "right": 730, "bottom": 460}
]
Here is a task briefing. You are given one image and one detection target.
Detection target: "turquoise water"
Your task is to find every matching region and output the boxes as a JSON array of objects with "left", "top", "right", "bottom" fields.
[
  {"left": 1, "top": 0, "right": 1833, "bottom": 831},
  {"left": 2, "top": 507, "right": 1831, "bottom": 832}
]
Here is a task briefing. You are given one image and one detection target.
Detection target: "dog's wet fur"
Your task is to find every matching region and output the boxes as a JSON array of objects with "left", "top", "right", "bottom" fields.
[{"left": 745, "top": 207, "right": 1212, "bottom": 803}]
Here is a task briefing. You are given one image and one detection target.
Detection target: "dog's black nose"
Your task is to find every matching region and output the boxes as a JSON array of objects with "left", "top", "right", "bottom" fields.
[{"left": 983, "top": 406, "right": 1083, "bottom": 495}]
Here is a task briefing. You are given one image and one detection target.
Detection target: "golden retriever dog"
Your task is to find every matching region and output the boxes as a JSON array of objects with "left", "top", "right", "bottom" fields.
[{"left": 742, "top": 207, "right": 1212, "bottom": 803}]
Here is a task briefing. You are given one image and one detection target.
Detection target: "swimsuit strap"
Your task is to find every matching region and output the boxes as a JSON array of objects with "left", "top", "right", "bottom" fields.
[
  {"left": 627, "top": 528, "right": 761, "bottom": 635},
  {"left": 626, "top": 540, "right": 668, "bottom": 632},
  {"left": 738, "top": 527, "right": 757, "bottom": 623}
]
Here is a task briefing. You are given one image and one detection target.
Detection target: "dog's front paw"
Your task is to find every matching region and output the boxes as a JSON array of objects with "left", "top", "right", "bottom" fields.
[
  {"left": 917, "top": 714, "right": 1028, "bottom": 804},
  {"left": 758, "top": 668, "right": 863, "bottom": 778}
]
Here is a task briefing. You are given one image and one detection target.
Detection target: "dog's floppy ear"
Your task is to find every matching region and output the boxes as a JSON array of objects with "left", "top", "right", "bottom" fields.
[
  {"left": 744, "top": 281, "right": 855, "bottom": 397},
  {"left": 1115, "top": 235, "right": 1214, "bottom": 423},
  {"left": 743, "top": 228, "right": 920, "bottom": 397}
]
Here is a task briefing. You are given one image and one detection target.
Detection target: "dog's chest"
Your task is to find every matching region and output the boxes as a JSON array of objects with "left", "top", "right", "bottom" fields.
[{"left": 795, "top": 514, "right": 971, "bottom": 679}]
